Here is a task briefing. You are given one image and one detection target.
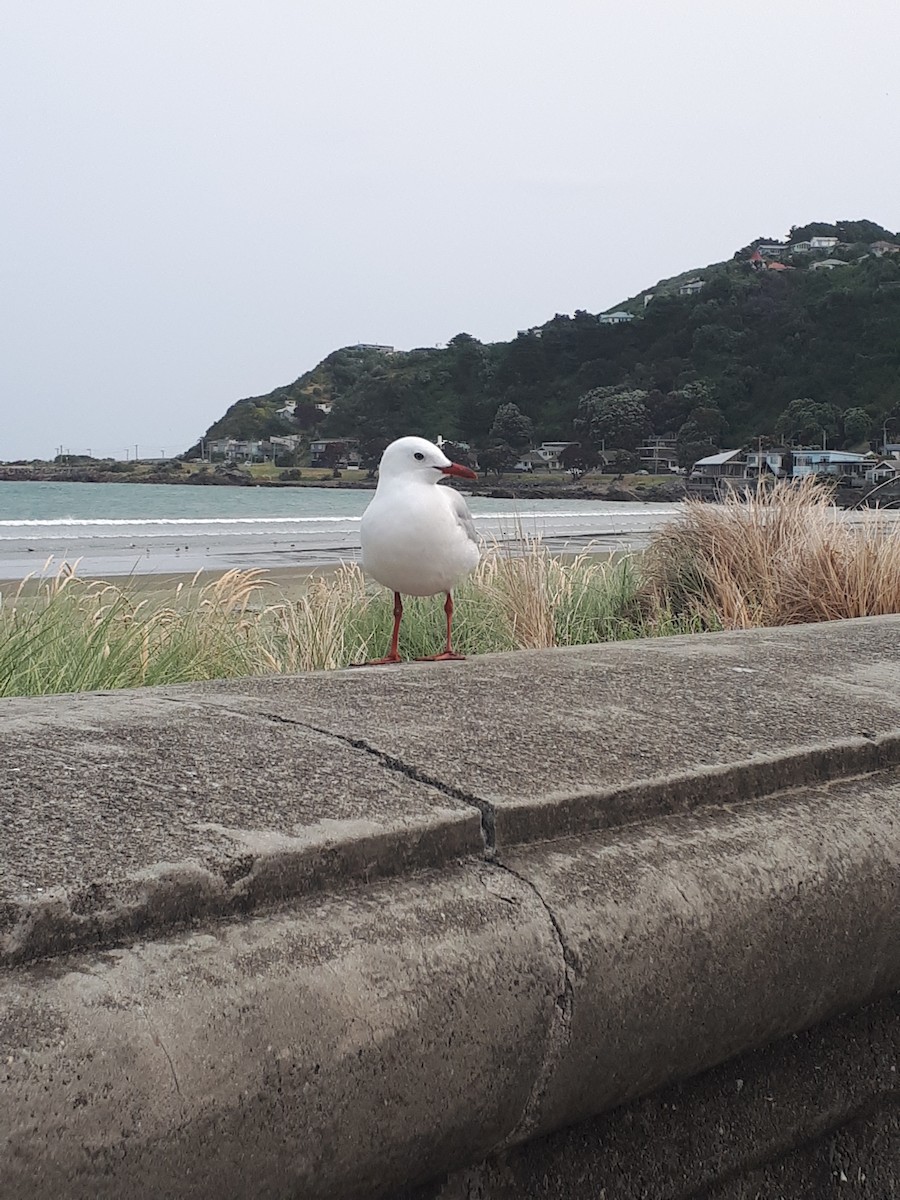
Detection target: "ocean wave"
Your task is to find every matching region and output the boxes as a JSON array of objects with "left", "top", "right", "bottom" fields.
[{"left": 0, "top": 509, "right": 675, "bottom": 530}]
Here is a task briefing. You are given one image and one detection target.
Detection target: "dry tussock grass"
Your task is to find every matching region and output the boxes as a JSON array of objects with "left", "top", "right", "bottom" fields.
[{"left": 644, "top": 477, "right": 900, "bottom": 628}]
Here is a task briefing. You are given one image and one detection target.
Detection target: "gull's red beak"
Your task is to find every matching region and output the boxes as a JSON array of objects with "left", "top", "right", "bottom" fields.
[{"left": 440, "top": 461, "right": 478, "bottom": 481}]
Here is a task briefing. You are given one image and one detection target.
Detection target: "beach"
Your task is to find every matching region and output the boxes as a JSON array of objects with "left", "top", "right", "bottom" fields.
[{"left": 0, "top": 480, "right": 677, "bottom": 581}]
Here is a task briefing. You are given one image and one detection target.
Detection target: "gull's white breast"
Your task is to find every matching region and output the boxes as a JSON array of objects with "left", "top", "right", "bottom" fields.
[{"left": 361, "top": 482, "right": 480, "bottom": 596}]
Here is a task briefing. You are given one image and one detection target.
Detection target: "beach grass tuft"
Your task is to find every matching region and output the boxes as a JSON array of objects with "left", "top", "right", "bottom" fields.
[{"left": 643, "top": 477, "right": 900, "bottom": 628}]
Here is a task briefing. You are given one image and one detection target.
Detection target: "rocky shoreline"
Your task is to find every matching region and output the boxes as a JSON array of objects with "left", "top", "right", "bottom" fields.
[{"left": 0, "top": 465, "right": 687, "bottom": 503}]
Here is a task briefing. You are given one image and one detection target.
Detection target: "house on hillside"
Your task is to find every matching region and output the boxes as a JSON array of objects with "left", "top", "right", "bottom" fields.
[
  {"left": 809, "top": 236, "right": 839, "bottom": 250},
  {"left": 757, "top": 244, "right": 788, "bottom": 257},
  {"left": 689, "top": 450, "right": 745, "bottom": 483},
  {"left": 275, "top": 400, "right": 297, "bottom": 419},
  {"left": 350, "top": 343, "right": 394, "bottom": 354},
  {"left": 866, "top": 459, "right": 900, "bottom": 484},
  {"left": 270, "top": 434, "right": 303, "bottom": 452},
  {"left": 599, "top": 310, "right": 635, "bottom": 324},
  {"left": 809, "top": 258, "right": 849, "bottom": 272},
  {"left": 637, "top": 435, "right": 680, "bottom": 473},
  {"left": 529, "top": 441, "right": 579, "bottom": 470},
  {"left": 750, "top": 249, "right": 795, "bottom": 272},
  {"left": 513, "top": 451, "right": 549, "bottom": 472},
  {"left": 205, "top": 438, "right": 269, "bottom": 462},
  {"left": 790, "top": 450, "right": 870, "bottom": 481},
  {"left": 744, "top": 448, "right": 792, "bottom": 478},
  {"left": 871, "top": 240, "right": 900, "bottom": 256},
  {"left": 310, "top": 438, "right": 361, "bottom": 468},
  {"left": 679, "top": 278, "right": 704, "bottom": 296},
  {"left": 790, "top": 241, "right": 812, "bottom": 253}
]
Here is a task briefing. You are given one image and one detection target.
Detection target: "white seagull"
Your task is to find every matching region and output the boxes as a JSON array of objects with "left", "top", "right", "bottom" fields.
[{"left": 358, "top": 436, "right": 480, "bottom": 664}]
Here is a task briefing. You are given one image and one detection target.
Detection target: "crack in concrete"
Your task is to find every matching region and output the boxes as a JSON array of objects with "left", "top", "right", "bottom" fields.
[
  {"left": 486, "top": 857, "right": 576, "bottom": 1148},
  {"left": 138, "top": 1004, "right": 182, "bottom": 1100},
  {"left": 181, "top": 697, "right": 499, "bottom": 850}
]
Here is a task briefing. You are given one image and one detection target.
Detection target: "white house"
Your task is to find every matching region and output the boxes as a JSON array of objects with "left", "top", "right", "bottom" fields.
[
  {"left": 871, "top": 240, "right": 900, "bottom": 256},
  {"left": 678, "top": 278, "right": 704, "bottom": 297},
  {"left": 638, "top": 435, "right": 679, "bottom": 472},
  {"left": 790, "top": 241, "right": 812, "bottom": 253},
  {"left": 744, "top": 449, "right": 791, "bottom": 478},
  {"left": 270, "top": 434, "right": 303, "bottom": 451},
  {"left": 275, "top": 400, "right": 297, "bottom": 419},
  {"left": 790, "top": 450, "right": 870, "bottom": 480},
  {"left": 809, "top": 258, "right": 849, "bottom": 272},
  {"left": 809, "top": 236, "right": 839, "bottom": 250},
  {"left": 865, "top": 459, "right": 900, "bottom": 484},
  {"left": 599, "top": 310, "right": 635, "bottom": 324},
  {"left": 206, "top": 438, "right": 269, "bottom": 462}
]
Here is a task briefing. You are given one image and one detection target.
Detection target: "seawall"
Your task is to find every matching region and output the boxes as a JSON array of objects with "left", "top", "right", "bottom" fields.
[{"left": 2, "top": 618, "right": 900, "bottom": 1197}]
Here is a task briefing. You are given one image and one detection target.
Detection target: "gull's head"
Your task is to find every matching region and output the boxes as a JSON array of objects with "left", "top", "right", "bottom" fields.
[{"left": 377, "top": 436, "right": 478, "bottom": 485}]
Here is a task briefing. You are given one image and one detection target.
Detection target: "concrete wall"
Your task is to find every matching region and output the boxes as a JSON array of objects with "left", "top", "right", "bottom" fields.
[{"left": 2, "top": 617, "right": 900, "bottom": 1197}]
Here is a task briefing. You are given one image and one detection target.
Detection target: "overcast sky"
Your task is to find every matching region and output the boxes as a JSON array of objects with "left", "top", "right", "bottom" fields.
[{"left": 1, "top": 1, "right": 897, "bottom": 460}]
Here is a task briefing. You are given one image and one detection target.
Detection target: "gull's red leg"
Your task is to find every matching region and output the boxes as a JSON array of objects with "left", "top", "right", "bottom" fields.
[
  {"left": 352, "top": 591, "right": 404, "bottom": 666},
  {"left": 416, "top": 592, "right": 466, "bottom": 662}
]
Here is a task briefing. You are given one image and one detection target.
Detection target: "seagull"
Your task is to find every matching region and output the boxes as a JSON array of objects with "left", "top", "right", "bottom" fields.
[{"left": 357, "top": 436, "right": 480, "bottom": 665}]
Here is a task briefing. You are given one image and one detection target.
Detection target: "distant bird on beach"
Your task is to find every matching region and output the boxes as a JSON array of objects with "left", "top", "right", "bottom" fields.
[{"left": 357, "top": 436, "right": 479, "bottom": 665}]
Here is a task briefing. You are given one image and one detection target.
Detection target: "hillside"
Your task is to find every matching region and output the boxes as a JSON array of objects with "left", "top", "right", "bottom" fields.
[{"left": 190, "top": 220, "right": 900, "bottom": 460}]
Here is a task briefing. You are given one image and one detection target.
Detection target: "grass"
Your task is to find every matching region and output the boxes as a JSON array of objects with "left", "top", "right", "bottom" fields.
[
  {"left": 644, "top": 476, "right": 900, "bottom": 628},
  {"left": 0, "top": 548, "right": 701, "bottom": 697},
  {"left": 2, "top": 479, "right": 899, "bottom": 697}
]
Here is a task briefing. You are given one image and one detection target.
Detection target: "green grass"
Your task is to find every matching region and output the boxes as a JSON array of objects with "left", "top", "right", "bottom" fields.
[{"left": 0, "top": 550, "right": 705, "bottom": 697}]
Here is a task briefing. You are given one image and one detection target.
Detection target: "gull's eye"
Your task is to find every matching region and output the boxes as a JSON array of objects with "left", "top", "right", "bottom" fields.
[{"left": 414, "top": 452, "right": 425, "bottom": 461}]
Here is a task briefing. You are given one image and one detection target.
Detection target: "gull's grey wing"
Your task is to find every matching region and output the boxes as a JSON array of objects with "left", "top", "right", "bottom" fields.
[{"left": 446, "top": 487, "right": 479, "bottom": 544}]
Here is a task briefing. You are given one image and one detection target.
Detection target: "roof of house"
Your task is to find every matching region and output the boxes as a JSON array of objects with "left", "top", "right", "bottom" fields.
[
  {"left": 795, "top": 450, "right": 869, "bottom": 462},
  {"left": 694, "top": 450, "right": 741, "bottom": 466}
]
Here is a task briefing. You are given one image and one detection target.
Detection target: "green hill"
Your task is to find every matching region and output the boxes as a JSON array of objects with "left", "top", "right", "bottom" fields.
[{"left": 190, "top": 220, "right": 900, "bottom": 460}]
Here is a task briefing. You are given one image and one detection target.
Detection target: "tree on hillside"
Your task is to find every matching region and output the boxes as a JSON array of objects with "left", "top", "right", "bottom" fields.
[
  {"left": 575, "top": 388, "right": 650, "bottom": 452},
  {"left": 558, "top": 442, "right": 599, "bottom": 481},
  {"left": 360, "top": 436, "right": 390, "bottom": 477},
  {"left": 842, "top": 407, "right": 872, "bottom": 447},
  {"left": 776, "top": 398, "right": 842, "bottom": 445},
  {"left": 478, "top": 442, "right": 518, "bottom": 480},
  {"left": 439, "top": 441, "right": 474, "bottom": 468},
  {"left": 291, "top": 401, "right": 322, "bottom": 429},
  {"left": 489, "top": 402, "right": 533, "bottom": 452},
  {"left": 678, "top": 440, "right": 719, "bottom": 471}
]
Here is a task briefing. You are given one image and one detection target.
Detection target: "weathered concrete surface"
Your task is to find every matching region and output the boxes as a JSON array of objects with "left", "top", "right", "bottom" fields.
[
  {"left": 3, "top": 619, "right": 900, "bottom": 1198},
  {"left": 1, "top": 862, "right": 564, "bottom": 1200},
  {"left": 178, "top": 615, "right": 900, "bottom": 846},
  {"left": 0, "top": 690, "right": 481, "bottom": 963},
  {"left": 403, "top": 992, "right": 900, "bottom": 1199},
  {"left": 498, "top": 773, "right": 900, "bottom": 1139},
  {"left": 7, "top": 617, "right": 900, "bottom": 965}
]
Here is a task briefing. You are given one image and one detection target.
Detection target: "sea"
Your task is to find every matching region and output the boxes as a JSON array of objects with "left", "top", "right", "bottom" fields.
[{"left": 0, "top": 480, "right": 680, "bottom": 580}]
